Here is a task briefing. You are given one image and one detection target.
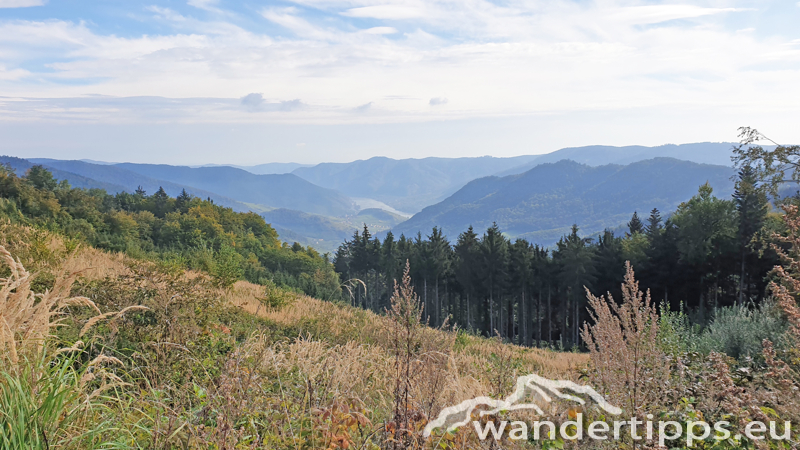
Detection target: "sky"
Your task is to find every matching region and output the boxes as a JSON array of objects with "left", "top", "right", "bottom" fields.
[{"left": 0, "top": 0, "right": 798, "bottom": 165}]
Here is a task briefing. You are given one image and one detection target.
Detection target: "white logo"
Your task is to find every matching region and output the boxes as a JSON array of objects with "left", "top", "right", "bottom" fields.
[{"left": 423, "top": 374, "right": 622, "bottom": 438}]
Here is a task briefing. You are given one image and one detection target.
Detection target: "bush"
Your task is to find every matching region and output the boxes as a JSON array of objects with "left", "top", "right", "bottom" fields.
[
  {"left": 658, "top": 302, "right": 701, "bottom": 357},
  {"left": 696, "top": 301, "right": 788, "bottom": 359}
]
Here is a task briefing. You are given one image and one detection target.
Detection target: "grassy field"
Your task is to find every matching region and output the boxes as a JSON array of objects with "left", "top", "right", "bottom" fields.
[{"left": 0, "top": 221, "right": 586, "bottom": 449}]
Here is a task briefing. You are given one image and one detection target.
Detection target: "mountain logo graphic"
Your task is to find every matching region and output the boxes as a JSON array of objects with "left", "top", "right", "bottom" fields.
[{"left": 423, "top": 374, "right": 622, "bottom": 437}]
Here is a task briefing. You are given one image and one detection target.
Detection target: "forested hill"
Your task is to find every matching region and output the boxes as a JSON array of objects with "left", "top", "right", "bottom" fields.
[
  {"left": 15, "top": 157, "right": 254, "bottom": 212},
  {"left": 114, "top": 163, "right": 358, "bottom": 217},
  {"left": 0, "top": 156, "right": 129, "bottom": 194},
  {"left": 392, "top": 157, "right": 736, "bottom": 245},
  {"left": 26, "top": 159, "right": 358, "bottom": 217}
]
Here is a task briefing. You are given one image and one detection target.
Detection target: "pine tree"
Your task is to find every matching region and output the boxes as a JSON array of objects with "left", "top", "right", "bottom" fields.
[
  {"left": 733, "top": 165, "right": 769, "bottom": 304},
  {"left": 176, "top": 188, "right": 192, "bottom": 211},
  {"left": 627, "top": 211, "right": 644, "bottom": 235},
  {"left": 426, "top": 227, "right": 451, "bottom": 326},
  {"left": 480, "top": 223, "right": 508, "bottom": 336},
  {"left": 509, "top": 239, "right": 533, "bottom": 345},
  {"left": 554, "top": 224, "right": 596, "bottom": 347},
  {"left": 454, "top": 226, "right": 479, "bottom": 329},
  {"left": 645, "top": 208, "right": 662, "bottom": 239}
]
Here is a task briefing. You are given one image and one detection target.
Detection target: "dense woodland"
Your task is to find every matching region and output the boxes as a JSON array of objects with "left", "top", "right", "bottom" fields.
[
  {"left": 0, "top": 163, "right": 342, "bottom": 299},
  {"left": 333, "top": 165, "right": 782, "bottom": 348}
]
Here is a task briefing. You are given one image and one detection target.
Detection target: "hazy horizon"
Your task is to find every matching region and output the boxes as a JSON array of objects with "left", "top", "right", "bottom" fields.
[{"left": 8, "top": 139, "right": 743, "bottom": 167}]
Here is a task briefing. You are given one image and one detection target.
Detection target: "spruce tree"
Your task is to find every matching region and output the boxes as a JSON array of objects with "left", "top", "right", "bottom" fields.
[
  {"left": 454, "top": 226, "right": 479, "bottom": 329},
  {"left": 479, "top": 223, "right": 508, "bottom": 336},
  {"left": 627, "top": 211, "right": 644, "bottom": 235},
  {"left": 733, "top": 165, "right": 769, "bottom": 304},
  {"left": 645, "top": 208, "right": 662, "bottom": 239}
]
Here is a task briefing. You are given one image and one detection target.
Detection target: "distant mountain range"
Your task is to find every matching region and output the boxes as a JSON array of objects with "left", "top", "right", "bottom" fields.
[
  {"left": 3, "top": 141, "right": 747, "bottom": 251},
  {"left": 22, "top": 158, "right": 253, "bottom": 211},
  {"left": 391, "top": 158, "right": 736, "bottom": 245},
  {"left": 291, "top": 155, "right": 541, "bottom": 214},
  {"left": 199, "top": 162, "right": 312, "bottom": 175},
  {"left": 27, "top": 159, "right": 357, "bottom": 217},
  {"left": 495, "top": 142, "right": 738, "bottom": 176},
  {"left": 113, "top": 163, "right": 358, "bottom": 217},
  {"left": 289, "top": 142, "right": 738, "bottom": 214}
]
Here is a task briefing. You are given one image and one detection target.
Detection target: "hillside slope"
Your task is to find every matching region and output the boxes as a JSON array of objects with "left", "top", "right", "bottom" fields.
[
  {"left": 25, "top": 158, "right": 256, "bottom": 212},
  {"left": 115, "top": 163, "right": 358, "bottom": 217},
  {"left": 392, "top": 157, "right": 736, "bottom": 245},
  {"left": 2, "top": 156, "right": 129, "bottom": 193}
]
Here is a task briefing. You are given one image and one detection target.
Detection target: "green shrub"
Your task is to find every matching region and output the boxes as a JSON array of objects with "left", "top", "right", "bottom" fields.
[
  {"left": 658, "top": 302, "right": 701, "bottom": 357},
  {"left": 696, "top": 301, "right": 788, "bottom": 359},
  {"left": 211, "top": 244, "right": 244, "bottom": 288}
]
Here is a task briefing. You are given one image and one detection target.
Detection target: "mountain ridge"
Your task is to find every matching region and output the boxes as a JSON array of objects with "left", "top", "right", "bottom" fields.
[{"left": 391, "top": 157, "right": 736, "bottom": 245}]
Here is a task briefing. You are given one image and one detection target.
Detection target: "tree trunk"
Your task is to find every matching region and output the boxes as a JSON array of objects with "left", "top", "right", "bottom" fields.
[
  {"left": 536, "top": 287, "right": 541, "bottom": 347},
  {"left": 435, "top": 277, "right": 440, "bottom": 326},
  {"left": 738, "top": 249, "right": 747, "bottom": 305},
  {"left": 547, "top": 284, "right": 552, "bottom": 345}
]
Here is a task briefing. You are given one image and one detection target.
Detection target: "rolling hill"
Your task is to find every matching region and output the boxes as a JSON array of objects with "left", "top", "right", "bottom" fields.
[
  {"left": 289, "top": 143, "right": 743, "bottom": 214},
  {"left": 2, "top": 156, "right": 129, "bottom": 193},
  {"left": 391, "top": 158, "right": 737, "bottom": 245},
  {"left": 113, "top": 163, "right": 358, "bottom": 217},
  {"left": 24, "top": 158, "right": 257, "bottom": 212}
]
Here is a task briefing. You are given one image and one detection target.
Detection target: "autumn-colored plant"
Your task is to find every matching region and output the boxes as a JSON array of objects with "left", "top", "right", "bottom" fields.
[
  {"left": 0, "top": 244, "right": 99, "bottom": 367},
  {"left": 768, "top": 204, "right": 800, "bottom": 344},
  {"left": 581, "top": 261, "right": 668, "bottom": 417},
  {"left": 385, "top": 260, "right": 456, "bottom": 450}
]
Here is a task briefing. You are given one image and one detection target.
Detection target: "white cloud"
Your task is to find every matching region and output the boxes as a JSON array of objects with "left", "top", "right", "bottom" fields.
[
  {"left": 187, "top": 0, "right": 219, "bottom": 11},
  {"left": 0, "top": 0, "right": 797, "bottom": 141},
  {"left": 241, "top": 93, "right": 264, "bottom": 109},
  {"left": 362, "top": 26, "right": 398, "bottom": 34},
  {"left": 342, "top": 5, "right": 425, "bottom": 19},
  {"left": 0, "top": 0, "right": 44, "bottom": 8},
  {"left": 608, "top": 5, "right": 739, "bottom": 25}
]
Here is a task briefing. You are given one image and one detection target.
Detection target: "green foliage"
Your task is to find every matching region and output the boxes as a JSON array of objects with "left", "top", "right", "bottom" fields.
[
  {"left": 658, "top": 303, "right": 699, "bottom": 357},
  {"left": 0, "top": 351, "right": 122, "bottom": 450},
  {"left": 696, "top": 302, "right": 788, "bottom": 359},
  {"left": 336, "top": 181, "right": 780, "bottom": 349},
  {"left": 732, "top": 127, "right": 800, "bottom": 200},
  {"left": 210, "top": 244, "right": 244, "bottom": 288},
  {"left": 0, "top": 165, "right": 341, "bottom": 298}
]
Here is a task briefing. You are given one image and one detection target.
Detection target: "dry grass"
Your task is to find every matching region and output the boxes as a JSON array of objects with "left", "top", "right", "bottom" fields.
[
  {"left": 0, "top": 223, "right": 588, "bottom": 383},
  {"left": 0, "top": 245, "right": 100, "bottom": 367},
  {"left": 64, "top": 246, "right": 130, "bottom": 281},
  {"left": 0, "top": 224, "right": 592, "bottom": 449}
]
